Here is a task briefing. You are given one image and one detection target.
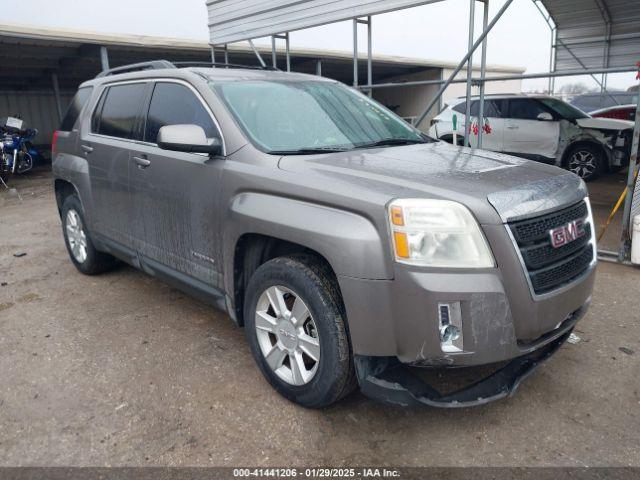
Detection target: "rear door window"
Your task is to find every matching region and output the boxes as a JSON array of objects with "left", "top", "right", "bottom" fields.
[
  {"left": 60, "top": 87, "right": 93, "bottom": 131},
  {"left": 143, "top": 82, "right": 218, "bottom": 144},
  {"left": 507, "top": 99, "right": 549, "bottom": 120},
  {"left": 452, "top": 99, "right": 502, "bottom": 117},
  {"left": 92, "top": 83, "right": 146, "bottom": 139}
]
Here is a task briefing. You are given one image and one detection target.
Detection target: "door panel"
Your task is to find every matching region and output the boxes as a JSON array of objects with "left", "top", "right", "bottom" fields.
[
  {"left": 503, "top": 99, "right": 559, "bottom": 158},
  {"left": 130, "top": 81, "right": 225, "bottom": 288},
  {"left": 82, "top": 82, "right": 146, "bottom": 248},
  {"left": 453, "top": 100, "right": 504, "bottom": 152}
]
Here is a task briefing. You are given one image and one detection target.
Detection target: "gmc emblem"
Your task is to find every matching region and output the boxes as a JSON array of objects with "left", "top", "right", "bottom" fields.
[{"left": 549, "top": 220, "right": 585, "bottom": 249}]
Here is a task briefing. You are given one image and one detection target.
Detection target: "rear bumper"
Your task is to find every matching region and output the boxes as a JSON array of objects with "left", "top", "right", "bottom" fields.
[{"left": 355, "top": 328, "right": 572, "bottom": 408}]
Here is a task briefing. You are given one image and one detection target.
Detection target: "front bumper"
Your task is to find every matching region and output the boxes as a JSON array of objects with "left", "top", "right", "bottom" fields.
[{"left": 355, "top": 328, "right": 573, "bottom": 408}]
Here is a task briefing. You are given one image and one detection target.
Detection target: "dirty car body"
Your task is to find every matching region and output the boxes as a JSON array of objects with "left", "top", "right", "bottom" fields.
[{"left": 52, "top": 65, "right": 596, "bottom": 408}]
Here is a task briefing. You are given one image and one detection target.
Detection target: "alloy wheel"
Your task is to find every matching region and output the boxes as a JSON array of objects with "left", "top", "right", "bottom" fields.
[
  {"left": 254, "top": 285, "right": 320, "bottom": 386},
  {"left": 66, "top": 209, "right": 88, "bottom": 263},
  {"left": 568, "top": 150, "right": 597, "bottom": 179}
]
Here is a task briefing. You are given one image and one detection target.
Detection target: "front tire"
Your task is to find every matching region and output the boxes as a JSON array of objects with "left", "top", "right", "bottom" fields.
[
  {"left": 244, "top": 255, "right": 356, "bottom": 408},
  {"left": 61, "top": 194, "right": 118, "bottom": 275},
  {"left": 565, "top": 144, "right": 605, "bottom": 182}
]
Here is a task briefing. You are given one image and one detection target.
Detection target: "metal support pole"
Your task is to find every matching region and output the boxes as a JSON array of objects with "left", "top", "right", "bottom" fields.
[
  {"left": 619, "top": 75, "right": 640, "bottom": 260},
  {"left": 210, "top": 46, "right": 216, "bottom": 64},
  {"left": 285, "top": 33, "right": 290, "bottom": 72},
  {"left": 463, "top": 0, "right": 476, "bottom": 147},
  {"left": 550, "top": 27, "right": 556, "bottom": 94},
  {"left": 367, "top": 16, "right": 373, "bottom": 97},
  {"left": 477, "top": 0, "right": 489, "bottom": 149},
  {"left": 271, "top": 36, "right": 277, "bottom": 68},
  {"left": 415, "top": 0, "right": 514, "bottom": 128},
  {"left": 316, "top": 59, "right": 322, "bottom": 76},
  {"left": 248, "top": 39, "right": 266, "bottom": 68},
  {"left": 353, "top": 19, "right": 358, "bottom": 87},
  {"left": 224, "top": 44, "right": 229, "bottom": 66},
  {"left": 52, "top": 72, "right": 63, "bottom": 122},
  {"left": 100, "top": 46, "right": 109, "bottom": 71}
]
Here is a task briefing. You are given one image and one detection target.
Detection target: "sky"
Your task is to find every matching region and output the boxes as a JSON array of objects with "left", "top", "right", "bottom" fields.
[{"left": 8, "top": 0, "right": 637, "bottom": 92}]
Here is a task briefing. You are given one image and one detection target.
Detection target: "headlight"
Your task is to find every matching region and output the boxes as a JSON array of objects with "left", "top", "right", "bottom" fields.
[{"left": 388, "top": 198, "right": 495, "bottom": 268}]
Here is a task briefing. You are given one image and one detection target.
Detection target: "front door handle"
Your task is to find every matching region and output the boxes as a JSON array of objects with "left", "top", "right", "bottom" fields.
[
  {"left": 506, "top": 125, "right": 519, "bottom": 130},
  {"left": 81, "top": 144, "right": 94, "bottom": 154},
  {"left": 133, "top": 156, "right": 151, "bottom": 169}
]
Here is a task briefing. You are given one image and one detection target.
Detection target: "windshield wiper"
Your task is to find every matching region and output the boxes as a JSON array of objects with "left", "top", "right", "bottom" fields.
[
  {"left": 268, "top": 147, "right": 352, "bottom": 155},
  {"left": 355, "top": 138, "right": 430, "bottom": 148}
]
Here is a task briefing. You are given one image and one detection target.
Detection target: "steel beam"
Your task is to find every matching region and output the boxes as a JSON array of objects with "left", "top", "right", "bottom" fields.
[
  {"left": 100, "top": 46, "right": 109, "bottom": 71},
  {"left": 316, "top": 59, "right": 322, "bottom": 76},
  {"left": 247, "top": 39, "right": 266, "bottom": 68},
  {"left": 477, "top": 0, "right": 489, "bottom": 148},
  {"left": 51, "top": 72, "right": 63, "bottom": 122},
  {"left": 414, "top": 0, "right": 515, "bottom": 128},
  {"left": 367, "top": 16, "right": 373, "bottom": 97},
  {"left": 271, "top": 36, "right": 277, "bottom": 67},
  {"left": 285, "top": 33, "right": 290, "bottom": 72},
  {"left": 353, "top": 19, "right": 358, "bottom": 87},
  {"left": 463, "top": 0, "right": 476, "bottom": 147}
]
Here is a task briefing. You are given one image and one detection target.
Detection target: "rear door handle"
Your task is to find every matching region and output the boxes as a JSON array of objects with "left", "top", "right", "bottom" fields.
[
  {"left": 506, "top": 125, "right": 519, "bottom": 130},
  {"left": 81, "top": 144, "right": 94, "bottom": 154},
  {"left": 133, "top": 155, "right": 151, "bottom": 168}
]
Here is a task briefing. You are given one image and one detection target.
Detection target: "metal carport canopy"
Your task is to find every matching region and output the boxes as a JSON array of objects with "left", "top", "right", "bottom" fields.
[{"left": 540, "top": 0, "right": 640, "bottom": 71}]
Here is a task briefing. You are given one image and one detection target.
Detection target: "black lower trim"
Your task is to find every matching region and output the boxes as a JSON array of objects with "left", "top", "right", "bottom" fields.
[{"left": 355, "top": 330, "right": 571, "bottom": 408}]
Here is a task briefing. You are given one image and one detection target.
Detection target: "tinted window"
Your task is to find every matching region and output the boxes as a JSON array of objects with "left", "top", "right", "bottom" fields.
[
  {"left": 60, "top": 87, "right": 93, "bottom": 131},
  {"left": 144, "top": 83, "right": 218, "bottom": 144},
  {"left": 93, "top": 83, "right": 146, "bottom": 139},
  {"left": 452, "top": 99, "right": 501, "bottom": 117},
  {"left": 508, "top": 99, "right": 549, "bottom": 120}
]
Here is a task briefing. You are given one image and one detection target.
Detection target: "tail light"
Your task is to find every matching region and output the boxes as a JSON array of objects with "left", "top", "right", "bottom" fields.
[{"left": 51, "top": 131, "right": 59, "bottom": 158}]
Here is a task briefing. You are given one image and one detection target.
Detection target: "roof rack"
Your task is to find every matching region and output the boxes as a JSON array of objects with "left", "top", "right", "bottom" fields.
[
  {"left": 173, "top": 61, "right": 279, "bottom": 71},
  {"left": 95, "top": 60, "right": 278, "bottom": 79},
  {"left": 95, "top": 60, "right": 176, "bottom": 78}
]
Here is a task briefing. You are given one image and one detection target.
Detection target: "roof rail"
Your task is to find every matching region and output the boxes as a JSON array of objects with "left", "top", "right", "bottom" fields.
[
  {"left": 172, "top": 61, "right": 278, "bottom": 71},
  {"left": 95, "top": 60, "right": 176, "bottom": 78}
]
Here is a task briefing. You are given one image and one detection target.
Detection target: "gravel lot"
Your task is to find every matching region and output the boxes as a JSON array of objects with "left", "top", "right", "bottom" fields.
[{"left": 0, "top": 169, "right": 639, "bottom": 467}]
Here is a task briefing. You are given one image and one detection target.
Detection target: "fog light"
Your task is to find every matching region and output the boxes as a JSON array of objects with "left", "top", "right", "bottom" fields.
[
  {"left": 438, "top": 302, "right": 463, "bottom": 353},
  {"left": 440, "top": 324, "right": 460, "bottom": 343}
]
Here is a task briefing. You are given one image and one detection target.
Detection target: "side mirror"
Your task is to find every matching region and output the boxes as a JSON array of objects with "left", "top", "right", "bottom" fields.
[
  {"left": 157, "top": 124, "right": 222, "bottom": 156},
  {"left": 536, "top": 112, "right": 554, "bottom": 122}
]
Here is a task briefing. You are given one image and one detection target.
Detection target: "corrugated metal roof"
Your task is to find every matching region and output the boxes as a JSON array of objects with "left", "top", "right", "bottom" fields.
[
  {"left": 207, "top": 0, "right": 444, "bottom": 45},
  {"left": 541, "top": 0, "right": 640, "bottom": 70}
]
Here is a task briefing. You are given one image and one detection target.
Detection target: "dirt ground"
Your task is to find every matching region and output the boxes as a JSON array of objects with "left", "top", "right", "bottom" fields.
[{"left": 0, "top": 168, "right": 639, "bottom": 467}]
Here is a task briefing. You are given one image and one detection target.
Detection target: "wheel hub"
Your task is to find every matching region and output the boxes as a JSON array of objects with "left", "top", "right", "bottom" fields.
[{"left": 254, "top": 285, "right": 320, "bottom": 386}]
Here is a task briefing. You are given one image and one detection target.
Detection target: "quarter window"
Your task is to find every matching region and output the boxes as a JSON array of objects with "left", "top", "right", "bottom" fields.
[
  {"left": 452, "top": 100, "right": 502, "bottom": 117},
  {"left": 60, "top": 87, "right": 93, "bottom": 131},
  {"left": 144, "top": 82, "right": 218, "bottom": 144},
  {"left": 92, "top": 83, "right": 146, "bottom": 139}
]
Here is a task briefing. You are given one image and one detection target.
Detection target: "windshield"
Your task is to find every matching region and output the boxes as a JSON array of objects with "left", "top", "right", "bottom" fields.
[
  {"left": 211, "top": 80, "right": 428, "bottom": 153},
  {"left": 538, "top": 98, "right": 589, "bottom": 120}
]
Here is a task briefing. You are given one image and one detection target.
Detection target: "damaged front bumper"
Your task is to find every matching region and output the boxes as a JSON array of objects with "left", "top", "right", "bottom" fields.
[{"left": 355, "top": 329, "right": 572, "bottom": 408}]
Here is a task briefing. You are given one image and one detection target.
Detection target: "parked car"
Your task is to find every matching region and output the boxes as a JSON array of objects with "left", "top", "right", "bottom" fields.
[
  {"left": 52, "top": 62, "right": 596, "bottom": 408},
  {"left": 570, "top": 91, "right": 638, "bottom": 114},
  {"left": 590, "top": 104, "right": 636, "bottom": 122},
  {"left": 429, "top": 94, "right": 635, "bottom": 181}
]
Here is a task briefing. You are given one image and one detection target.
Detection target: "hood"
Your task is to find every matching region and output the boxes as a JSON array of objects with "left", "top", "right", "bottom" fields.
[
  {"left": 576, "top": 117, "right": 634, "bottom": 131},
  {"left": 278, "top": 142, "right": 587, "bottom": 224}
]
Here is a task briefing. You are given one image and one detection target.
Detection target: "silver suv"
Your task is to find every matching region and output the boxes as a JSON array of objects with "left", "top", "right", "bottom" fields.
[{"left": 52, "top": 61, "right": 597, "bottom": 408}]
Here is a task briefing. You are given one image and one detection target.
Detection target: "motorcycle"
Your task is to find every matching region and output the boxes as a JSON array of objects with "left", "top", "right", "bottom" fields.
[{"left": 1, "top": 116, "right": 39, "bottom": 184}]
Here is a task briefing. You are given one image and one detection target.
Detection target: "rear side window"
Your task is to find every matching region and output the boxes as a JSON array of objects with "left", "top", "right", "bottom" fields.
[
  {"left": 507, "top": 99, "right": 549, "bottom": 120},
  {"left": 92, "top": 83, "right": 146, "bottom": 139},
  {"left": 60, "top": 87, "right": 93, "bottom": 131},
  {"left": 144, "top": 82, "right": 218, "bottom": 144},
  {"left": 452, "top": 99, "right": 502, "bottom": 117}
]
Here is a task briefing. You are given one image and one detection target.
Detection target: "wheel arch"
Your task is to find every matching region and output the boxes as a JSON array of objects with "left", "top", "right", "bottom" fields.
[
  {"left": 54, "top": 178, "right": 81, "bottom": 215},
  {"left": 561, "top": 139, "right": 610, "bottom": 170}
]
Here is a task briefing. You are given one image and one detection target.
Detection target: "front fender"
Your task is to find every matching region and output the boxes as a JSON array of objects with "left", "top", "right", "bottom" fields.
[{"left": 223, "top": 192, "right": 393, "bottom": 294}]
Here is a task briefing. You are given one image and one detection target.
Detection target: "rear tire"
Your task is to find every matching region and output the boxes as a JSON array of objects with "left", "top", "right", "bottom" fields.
[
  {"left": 565, "top": 144, "right": 606, "bottom": 182},
  {"left": 244, "top": 254, "right": 356, "bottom": 408},
  {"left": 61, "top": 194, "right": 118, "bottom": 275}
]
